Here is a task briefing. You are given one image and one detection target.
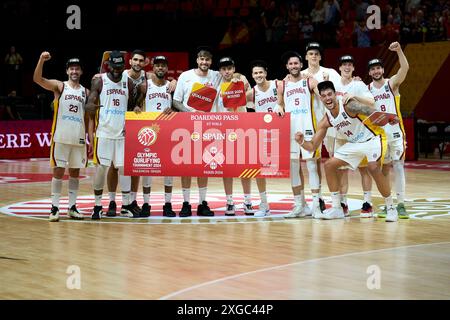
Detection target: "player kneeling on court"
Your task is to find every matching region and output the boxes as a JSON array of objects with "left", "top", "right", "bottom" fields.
[{"left": 295, "top": 81, "right": 400, "bottom": 222}]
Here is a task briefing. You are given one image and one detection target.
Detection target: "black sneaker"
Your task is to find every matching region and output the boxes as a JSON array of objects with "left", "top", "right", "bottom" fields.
[
  {"left": 140, "top": 203, "right": 151, "bottom": 217},
  {"left": 129, "top": 200, "right": 142, "bottom": 217},
  {"left": 179, "top": 201, "right": 192, "bottom": 217},
  {"left": 225, "top": 203, "right": 236, "bottom": 216},
  {"left": 197, "top": 201, "right": 214, "bottom": 216},
  {"left": 106, "top": 201, "right": 117, "bottom": 217},
  {"left": 163, "top": 203, "right": 176, "bottom": 217},
  {"left": 92, "top": 205, "right": 103, "bottom": 220},
  {"left": 319, "top": 198, "right": 326, "bottom": 212}
]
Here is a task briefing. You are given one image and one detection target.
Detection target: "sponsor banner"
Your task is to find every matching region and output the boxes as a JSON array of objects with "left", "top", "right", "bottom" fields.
[
  {"left": 100, "top": 51, "right": 188, "bottom": 81},
  {"left": 124, "top": 112, "right": 290, "bottom": 178},
  {"left": 0, "top": 120, "right": 52, "bottom": 159},
  {"left": 186, "top": 83, "right": 217, "bottom": 112},
  {"left": 220, "top": 81, "right": 246, "bottom": 110}
]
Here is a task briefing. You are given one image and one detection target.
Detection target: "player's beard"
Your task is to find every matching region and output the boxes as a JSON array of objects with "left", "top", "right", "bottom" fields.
[
  {"left": 132, "top": 64, "right": 142, "bottom": 73},
  {"left": 290, "top": 69, "right": 300, "bottom": 78},
  {"left": 372, "top": 74, "right": 383, "bottom": 81},
  {"left": 156, "top": 71, "right": 165, "bottom": 79}
]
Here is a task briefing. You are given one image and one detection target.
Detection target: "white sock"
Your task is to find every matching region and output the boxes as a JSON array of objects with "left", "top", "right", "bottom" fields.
[
  {"left": 95, "top": 194, "right": 102, "bottom": 206},
  {"left": 130, "top": 192, "right": 137, "bottom": 202},
  {"left": 331, "top": 192, "right": 340, "bottom": 209},
  {"left": 68, "top": 177, "right": 79, "bottom": 208},
  {"left": 182, "top": 188, "right": 190, "bottom": 203},
  {"left": 364, "top": 191, "right": 372, "bottom": 204},
  {"left": 199, "top": 187, "right": 207, "bottom": 203},
  {"left": 385, "top": 195, "right": 394, "bottom": 209},
  {"left": 312, "top": 192, "right": 320, "bottom": 207},
  {"left": 143, "top": 193, "right": 150, "bottom": 204},
  {"left": 259, "top": 191, "right": 268, "bottom": 204},
  {"left": 340, "top": 193, "right": 348, "bottom": 205},
  {"left": 165, "top": 192, "right": 172, "bottom": 203},
  {"left": 244, "top": 194, "right": 252, "bottom": 204},
  {"left": 51, "top": 178, "right": 62, "bottom": 208},
  {"left": 109, "top": 192, "right": 116, "bottom": 202},
  {"left": 226, "top": 194, "right": 233, "bottom": 205},
  {"left": 294, "top": 194, "right": 303, "bottom": 207},
  {"left": 122, "top": 192, "right": 130, "bottom": 206}
]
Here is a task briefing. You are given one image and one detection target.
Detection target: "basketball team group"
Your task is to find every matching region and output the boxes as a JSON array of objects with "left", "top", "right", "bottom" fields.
[{"left": 33, "top": 40, "right": 409, "bottom": 223}]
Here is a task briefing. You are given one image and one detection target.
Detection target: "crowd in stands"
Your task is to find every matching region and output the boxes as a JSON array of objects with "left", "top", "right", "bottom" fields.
[{"left": 1, "top": 0, "right": 449, "bottom": 120}]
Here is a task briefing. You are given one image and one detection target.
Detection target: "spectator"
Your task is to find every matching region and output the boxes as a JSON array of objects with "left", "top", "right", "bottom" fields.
[
  {"left": 355, "top": 0, "right": 369, "bottom": 22},
  {"left": 272, "top": 9, "right": 287, "bottom": 42},
  {"left": 286, "top": 2, "right": 301, "bottom": 42},
  {"left": 301, "top": 16, "right": 315, "bottom": 40},
  {"left": 323, "top": 0, "right": 340, "bottom": 42},
  {"left": 4, "top": 46, "right": 23, "bottom": 94},
  {"left": 400, "top": 12, "right": 415, "bottom": 42},
  {"left": 336, "top": 19, "right": 353, "bottom": 48},
  {"left": 354, "top": 19, "right": 371, "bottom": 47},
  {"left": 261, "top": 0, "right": 277, "bottom": 42},
  {"left": 0, "top": 91, "right": 21, "bottom": 120},
  {"left": 384, "top": 14, "right": 400, "bottom": 43},
  {"left": 310, "top": 0, "right": 325, "bottom": 39}
]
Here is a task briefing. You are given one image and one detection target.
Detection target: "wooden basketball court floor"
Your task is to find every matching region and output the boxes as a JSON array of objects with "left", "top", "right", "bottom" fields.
[{"left": 0, "top": 158, "right": 449, "bottom": 300}]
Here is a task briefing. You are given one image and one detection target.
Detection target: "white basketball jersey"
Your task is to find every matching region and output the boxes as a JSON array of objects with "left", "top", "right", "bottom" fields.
[
  {"left": 144, "top": 79, "right": 172, "bottom": 112},
  {"left": 253, "top": 80, "right": 278, "bottom": 113},
  {"left": 302, "top": 66, "right": 341, "bottom": 137},
  {"left": 368, "top": 79, "right": 404, "bottom": 142},
  {"left": 96, "top": 73, "right": 129, "bottom": 139},
  {"left": 326, "top": 99, "right": 384, "bottom": 143},
  {"left": 52, "top": 82, "right": 87, "bottom": 145},
  {"left": 284, "top": 78, "right": 317, "bottom": 139}
]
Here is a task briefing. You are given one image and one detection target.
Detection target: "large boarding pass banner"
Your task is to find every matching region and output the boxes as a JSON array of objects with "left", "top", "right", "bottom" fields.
[{"left": 124, "top": 112, "right": 290, "bottom": 178}]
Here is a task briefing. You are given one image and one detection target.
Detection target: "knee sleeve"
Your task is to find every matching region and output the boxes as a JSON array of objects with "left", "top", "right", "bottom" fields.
[
  {"left": 119, "top": 174, "right": 131, "bottom": 192},
  {"left": 164, "top": 176, "right": 173, "bottom": 187},
  {"left": 306, "top": 159, "right": 320, "bottom": 190},
  {"left": 290, "top": 159, "right": 301, "bottom": 187},
  {"left": 393, "top": 160, "right": 405, "bottom": 193},
  {"left": 142, "top": 176, "right": 152, "bottom": 188},
  {"left": 93, "top": 165, "right": 108, "bottom": 190}
]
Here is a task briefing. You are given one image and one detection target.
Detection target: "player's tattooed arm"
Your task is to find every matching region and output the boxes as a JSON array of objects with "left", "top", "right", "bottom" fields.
[
  {"left": 345, "top": 99, "right": 374, "bottom": 116},
  {"left": 172, "top": 99, "right": 194, "bottom": 112}
]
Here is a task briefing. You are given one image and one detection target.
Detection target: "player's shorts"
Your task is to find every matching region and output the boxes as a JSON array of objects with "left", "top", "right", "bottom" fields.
[
  {"left": 334, "top": 135, "right": 387, "bottom": 170},
  {"left": 383, "top": 138, "right": 406, "bottom": 163},
  {"left": 50, "top": 142, "right": 87, "bottom": 168},
  {"left": 93, "top": 137, "right": 124, "bottom": 167}
]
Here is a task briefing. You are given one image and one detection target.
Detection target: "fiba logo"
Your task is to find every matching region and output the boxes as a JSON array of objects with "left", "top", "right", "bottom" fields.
[{"left": 138, "top": 127, "right": 157, "bottom": 146}]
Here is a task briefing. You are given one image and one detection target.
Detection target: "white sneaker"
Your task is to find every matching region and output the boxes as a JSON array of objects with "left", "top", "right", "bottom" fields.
[
  {"left": 254, "top": 203, "right": 271, "bottom": 217},
  {"left": 120, "top": 207, "right": 134, "bottom": 218},
  {"left": 68, "top": 205, "right": 84, "bottom": 220},
  {"left": 225, "top": 203, "right": 236, "bottom": 216},
  {"left": 284, "top": 204, "right": 306, "bottom": 218},
  {"left": 385, "top": 206, "right": 398, "bottom": 222},
  {"left": 303, "top": 205, "right": 312, "bottom": 216},
  {"left": 312, "top": 203, "right": 323, "bottom": 219},
  {"left": 49, "top": 206, "right": 60, "bottom": 222},
  {"left": 321, "top": 207, "right": 345, "bottom": 220},
  {"left": 243, "top": 203, "right": 256, "bottom": 215}
]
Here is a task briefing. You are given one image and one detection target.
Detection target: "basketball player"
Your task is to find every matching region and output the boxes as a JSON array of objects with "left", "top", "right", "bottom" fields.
[
  {"left": 302, "top": 42, "right": 341, "bottom": 211},
  {"left": 33, "top": 52, "right": 88, "bottom": 222},
  {"left": 368, "top": 41, "right": 410, "bottom": 219},
  {"left": 334, "top": 55, "right": 376, "bottom": 217},
  {"left": 86, "top": 50, "right": 144, "bottom": 220},
  {"left": 104, "top": 49, "right": 147, "bottom": 218},
  {"left": 216, "top": 56, "right": 255, "bottom": 216},
  {"left": 276, "top": 51, "right": 323, "bottom": 219},
  {"left": 141, "top": 55, "right": 176, "bottom": 217},
  {"left": 172, "top": 46, "right": 222, "bottom": 217},
  {"left": 245, "top": 60, "right": 278, "bottom": 217},
  {"left": 295, "top": 81, "right": 400, "bottom": 222}
]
